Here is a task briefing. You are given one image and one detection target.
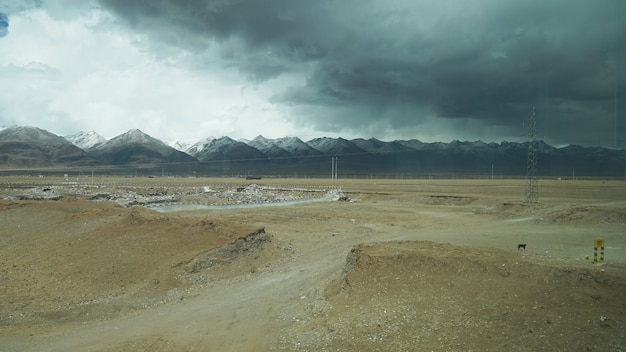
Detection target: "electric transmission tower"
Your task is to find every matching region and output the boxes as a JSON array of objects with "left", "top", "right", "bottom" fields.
[{"left": 525, "top": 107, "right": 538, "bottom": 203}]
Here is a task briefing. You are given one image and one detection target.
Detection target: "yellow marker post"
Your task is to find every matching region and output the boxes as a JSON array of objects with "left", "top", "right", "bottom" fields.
[{"left": 593, "top": 238, "right": 605, "bottom": 265}]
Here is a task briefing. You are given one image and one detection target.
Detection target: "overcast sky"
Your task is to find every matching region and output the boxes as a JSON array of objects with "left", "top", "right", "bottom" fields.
[{"left": 0, "top": 0, "right": 624, "bottom": 147}]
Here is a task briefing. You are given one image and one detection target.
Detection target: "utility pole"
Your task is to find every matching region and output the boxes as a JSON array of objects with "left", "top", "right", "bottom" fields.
[{"left": 525, "top": 107, "right": 539, "bottom": 203}]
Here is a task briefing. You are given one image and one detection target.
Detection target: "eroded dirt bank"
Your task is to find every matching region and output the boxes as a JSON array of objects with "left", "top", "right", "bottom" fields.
[{"left": 1, "top": 178, "right": 625, "bottom": 351}]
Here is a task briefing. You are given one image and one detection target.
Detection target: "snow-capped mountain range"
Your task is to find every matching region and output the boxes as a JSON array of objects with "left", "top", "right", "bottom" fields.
[{"left": 1, "top": 125, "right": 625, "bottom": 177}]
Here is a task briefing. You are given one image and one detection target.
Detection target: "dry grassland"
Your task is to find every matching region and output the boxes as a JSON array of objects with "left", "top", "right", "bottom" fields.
[{"left": 1, "top": 177, "right": 625, "bottom": 351}]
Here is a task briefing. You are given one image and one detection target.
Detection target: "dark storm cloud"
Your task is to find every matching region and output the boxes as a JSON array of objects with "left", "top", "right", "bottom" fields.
[
  {"left": 98, "top": 0, "right": 626, "bottom": 146},
  {"left": 0, "top": 13, "right": 8, "bottom": 37},
  {"left": 97, "top": 0, "right": 333, "bottom": 57}
]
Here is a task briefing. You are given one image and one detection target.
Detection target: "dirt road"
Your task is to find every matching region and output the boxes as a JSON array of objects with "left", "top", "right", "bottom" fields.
[{"left": 1, "top": 178, "right": 625, "bottom": 351}]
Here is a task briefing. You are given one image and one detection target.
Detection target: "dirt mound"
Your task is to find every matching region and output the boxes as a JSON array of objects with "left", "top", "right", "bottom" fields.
[
  {"left": 283, "top": 241, "right": 626, "bottom": 352},
  {"left": 426, "top": 195, "right": 476, "bottom": 206},
  {"left": 179, "top": 227, "right": 276, "bottom": 281},
  {"left": 541, "top": 205, "right": 626, "bottom": 224},
  {"left": 0, "top": 199, "right": 262, "bottom": 330},
  {"left": 491, "top": 202, "right": 626, "bottom": 225}
]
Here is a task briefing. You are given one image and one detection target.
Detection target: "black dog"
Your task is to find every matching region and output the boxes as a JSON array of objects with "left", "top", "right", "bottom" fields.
[{"left": 517, "top": 243, "right": 526, "bottom": 250}]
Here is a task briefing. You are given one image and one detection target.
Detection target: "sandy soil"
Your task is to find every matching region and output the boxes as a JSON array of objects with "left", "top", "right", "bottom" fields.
[{"left": 1, "top": 178, "right": 625, "bottom": 351}]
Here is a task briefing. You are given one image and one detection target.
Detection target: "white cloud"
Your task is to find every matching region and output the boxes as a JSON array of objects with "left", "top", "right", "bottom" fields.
[{"left": 0, "top": 4, "right": 295, "bottom": 143}]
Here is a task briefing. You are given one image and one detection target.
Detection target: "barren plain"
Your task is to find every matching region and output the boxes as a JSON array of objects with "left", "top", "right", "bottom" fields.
[{"left": 1, "top": 177, "right": 625, "bottom": 351}]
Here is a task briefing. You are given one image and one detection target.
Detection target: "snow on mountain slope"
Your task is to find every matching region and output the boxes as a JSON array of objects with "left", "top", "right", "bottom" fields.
[
  {"left": 0, "top": 126, "right": 96, "bottom": 167},
  {"left": 247, "top": 135, "right": 292, "bottom": 158},
  {"left": 65, "top": 131, "right": 107, "bottom": 150},
  {"left": 275, "top": 137, "right": 321, "bottom": 156},
  {"left": 1, "top": 126, "right": 70, "bottom": 143},
  {"left": 186, "top": 137, "right": 216, "bottom": 155},
  {"left": 95, "top": 129, "right": 168, "bottom": 149},
  {"left": 306, "top": 137, "right": 366, "bottom": 155},
  {"left": 247, "top": 135, "right": 274, "bottom": 151},
  {"left": 87, "top": 129, "right": 198, "bottom": 165},
  {"left": 170, "top": 138, "right": 198, "bottom": 152},
  {"left": 204, "top": 136, "right": 236, "bottom": 149},
  {"left": 191, "top": 136, "right": 266, "bottom": 161}
]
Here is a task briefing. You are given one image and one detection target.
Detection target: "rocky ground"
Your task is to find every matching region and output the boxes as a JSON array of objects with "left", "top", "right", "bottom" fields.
[
  {"left": 0, "top": 178, "right": 337, "bottom": 207},
  {"left": 1, "top": 177, "right": 625, "bottom": 351}
]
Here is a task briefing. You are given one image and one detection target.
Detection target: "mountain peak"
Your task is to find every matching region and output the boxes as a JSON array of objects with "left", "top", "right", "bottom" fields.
[
  {"left": 246, "top": 135, "right": 294, "bottom": 158},
  {"left": 169, "top": 138, "right": 197, "bottom": 152},
  {"left": 351, "top": 137, "right": 414, "bottom": 153},
  {"left": 126, "top": 128, "right": 150, "bottom": 139},
  {"left": 252, "top": 135, "right": 271, "bottom": 142},
  {"left": 306, "top": 136, "right": 366, "bottom": 155},
  {"left": 249, "top": 135, "right": 275, "bottom": 148},
  {"left": 97, "top": 129, "right": 167, "bottom": 149},
  {"left": 275, "top": 136, "right": 321, "bottom": 156},
  {"left": 0, "top": 125, "right": 61, "bottom": 142},
  {"left": 65, "top": 131, "right": 107, "bottom": 150},
  {"left": 0, "top": 126, "right": 95, "bottom": 167},
  {"left": 191, "top": 136, "right": 266, "bottom": 161},
  {"left": 89, "top": 129, "right": 196, "bottom": 165}
]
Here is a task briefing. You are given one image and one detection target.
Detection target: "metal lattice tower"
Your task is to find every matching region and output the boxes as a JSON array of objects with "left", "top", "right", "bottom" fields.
[
  {"left": 525, "top": 107, "right": 538, "bottom": 203},
  {"left": 331, "top": 156, "right": 338, "bottom": 182}
]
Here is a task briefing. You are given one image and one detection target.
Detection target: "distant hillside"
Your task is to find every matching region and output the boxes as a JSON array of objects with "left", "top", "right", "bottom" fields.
[
  {"left": 190, "top": 136, "right": 266, "bottom": 162},
  {"left": 88, "top": 129, "right": 198, "bottom": 165},
  {"left": 0, "top": 125, "right": 624, "bottom": 178},
  {"left": 247, "top": 135, "right": 292, "bottom": 158},
  {"left": 0, "top": 126, "right": 101, "bottom": 168}
]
